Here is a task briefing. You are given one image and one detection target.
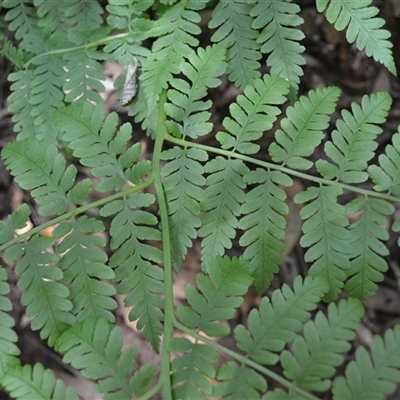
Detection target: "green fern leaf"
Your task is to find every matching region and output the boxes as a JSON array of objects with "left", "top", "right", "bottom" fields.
[
  {"left": 7, "top": 70, "right": 39, "bottom": 139},
  {"left": 216, "top": 74, "right": 289, "bottom": 155},
  {"left": 239, "top": 169, "right": 292, "bottom": 293},
  {"left": 101, "top": 194, "right": 164, "bottom": 352},
  {"left": 3, "top": 0, "right": 42, "bottom": 46},
  {"left": 316, "top": 0, "right": 397, "bottom": 75},
  {"left": 251, "top": 0, "right": 306, "bottom": 91},
  {"left": 165, "top": 43, "right": 227, "bottom": 139},
  {"left": 140, "top": 0, "right": 204, "bottom": 110},
  {"left": 64, "top": 0, "right": 103, "bottom": 29},
  {"left": 161, "top": 147, "right": 207, "bottom": 269},
  {"left": 177, "top": 256, "right": 252, "bottom": 337},
  {"left": 34, "top": 0, "right": 71, "bottom": 36},
  {"left": 54, "top": 103, "right": 150, "bottom": 192},
  {"left": 332, "top": 325, "right": 400, "bottom": 400},
  {"left": 262, "top": 389, "right": 308, "bottom": 400},
  {"left": 209, "top": 0, "right": 261, "bottom": 89},
  {"left": 53, "top": 216, "right": 117, "bottom": 323},
  {"left": 368, "top": 128, "right": 400, "bottom": 197},
  {"left": 269, "top": 86, "right": 341, "bottom": 170},
  {"left": 0, "top": 203, "right": 31, "bottom": 246},
  {"left": 1, "top": 363, "right": 78, "bottom": 400},
  {"left": 234, "top": 275, "right": 328, "bottom": 365},
  {"left": 2, "top": 138, "right": 91, "bottom": 216},
  {"left": 214, "top": 361, "right": 266, "bottom": 400},
  {"left": 170, "top": 338, "right": 218, "bottom": 400},
  {"left": 316, "top": 92, "right": 392, "bottom": 183},
  {"left": 4, "top": 235, "right": 75, "bottom": 346},
  {"left": 57, "top": 317, "right": 154, "bottom": 399},
  {"left": 345, "top": 198, "right": 393, "bottom": 300},
  {"left": 1, "top": 39, "right": 25, "bottom": 68},
  {"left": 281, "top": 298, "right": 364, "bottom": 392},
  {"left": 295, "top": 185, "right": 351, "bottom": 301},
  {"left": 0, "top": 267, "right": 20, "bottom": 376},
  {"left": 199, "top": 157, "right": 249, "bottom": 270},
  {"left": 63, "top": 49, "right": 105, "bottom": 104}
]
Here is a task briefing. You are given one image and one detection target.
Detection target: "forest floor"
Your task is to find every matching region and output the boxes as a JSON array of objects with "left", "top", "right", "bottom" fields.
[{"left": 1, "top": 1, "right": 400, "bottom": 399}]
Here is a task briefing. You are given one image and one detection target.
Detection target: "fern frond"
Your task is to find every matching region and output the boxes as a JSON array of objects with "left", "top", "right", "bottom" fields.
[
  {"left": 209, "top": 0, "right": 261, "bottom": 89},
  {"left": 57, "top": 317, "right": 155, "bottom": 400},
  {"left": 0, "top": 267, "right": 20, "bottom": 376},
  {"left": 251, "top": 0, "right": 306, "bottom": 91},
  {"left": 216, "top": 74, "right": 289, "bottom": 155},
  {"left": 1, "top": 363, "right": 78, "bottom": 400},
  {"left": 214, "top": 361, "right": 267, "bottom": 400},
  {"left": 316, "top": 0, "right": 397, "bottom": 75},
  {"left": 263, "top": 388, "right": 308, "bottom": 400},
  {"left": 54, "top": 103, "right": 150, "bottom": 192},
  {"left": 281, "top": 298, "right": 364, "bottom": 392},
  {"left": 63, "top": 49, "right": 106, "bottom": 104},
  {"left": 165, "top": 43, "right": 227, "bottom": 139},
  {"left": 368, "top": 128, "right": 400, "bottom": 197},
  {"left": 64, "top": 0, "right": 103, "bottom": 29},
  {"left": 4, "top": 235, "right": 75, "bottom": 346},
  {"left": 53, "top": 216, "right": 117, "bottom": 323},
  {"left": 0, "top": 204, "right": 31, "bottom": 246},
  {"left": 332, "top": 325, "right": 400, "bottom": 400},
  {"left": 199, "top": 157, "right": 249, "bottom": 270},
  {"left": 316, "top": 92, "right": 392, "bottom": 183},
  {"left": 161, "top": 147, "right": 207, "bottom": 269},
  {"left": 101, "top": 194, "right": 164, "bottom": 352},
  {"left": 295, "top": 185, "right": 351, "bottom": 301},
  {"left": 170, "top": 338, "right": 218, "bottom": 400},
  {"left": 2, "top": 138, "right": 91, "bottom": 216},
  {"left": 140, "top": 0, "right": 204, "bottom": 110},
  {"left": 7, "top": 69, "right": 39, "bottom": 139},
  {"left": 345, "top": 198, "right": 393, "bottom": 300},
  {"left": 234, "top": 275, "right": 328, "bottom": 365},
  {"left": 268, "top": 86, "right": 341, "bottom": 170},
  {"left": 1, "top": 38, "right": 25, "bottom": 68},
  {"left": 34, "top": 0, "right": 71, "bottom": 36},
  {"left": 2, "top": 0, "right": 42, "bottom": 47},
  {"left": 177, "top": 256, "right": 252, "bottom": 336},
  {"left": 239, "top": 169, "right": 292, "bottom": 293}
]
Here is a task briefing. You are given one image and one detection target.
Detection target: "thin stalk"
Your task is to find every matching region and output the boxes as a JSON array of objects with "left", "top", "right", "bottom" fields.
[
  {"left": 165, "top": 133, "right": 400, "bottom": 204},
  {"left": 153, "top": 90, "right": 174, "bottom": 399}
]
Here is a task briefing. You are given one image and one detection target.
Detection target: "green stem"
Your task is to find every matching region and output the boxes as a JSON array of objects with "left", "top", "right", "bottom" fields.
[
  {"left": 153, "top": 90, "right": 174, "bottom": 399},
  {"left": 23, "top": 33, "right": 129, "bottom": 69},
  {"left": 174, "top": 320, "right": 320, "bottom": 400},
  {"left": 0, "top": 178, "right": 153, "bottom": 252},
  {"left": 165, "top": 133, "right": 400, "bottom": 204}
]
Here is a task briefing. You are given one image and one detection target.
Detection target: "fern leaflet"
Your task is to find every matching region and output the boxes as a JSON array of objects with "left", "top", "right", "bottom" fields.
[
  {"left": 101, "top": 193, "right": 164, "bottom": 352},
  {"left": 4, "top": 235, "right": 75, "bottom": 346},
  {"left": 140, "top": 0, "right": 204, "bottom": 110},
  {"left": 0, "top": 267, "right": 20, "bottom": 376},
  {"left": 295, "top": 185, "right": 352, "bottom": 301},
  {"left": 64, "top": 0, "right": 103, "bottom": 29},
  {"left": 269, "top": 86, "right": 341, "bottom": 170},
  {"left": 234, "top": 275, "right": 328, "bottom": 365},
  {"left": 281, "top": 298, "right": 364, "bottom": 392},
  {"left": 54, "top": 216, "right": 117, "bottom": 323},
  {"left": 332, "top": 325, "right": 400, "bottom": 400},
  {"left": 216, "top": 74, "right": 289, "bottom": 155},
  {"left": 239, "top": 169, "right": 292, "bottom": 293},
  {"left": 0, "top": 204, "right": 31, "bottom": 246},
  {"left": 161, "top": 147, "right": 207, "bottom": 269},
  {"left": 316, "top": 92, "right": 392, "bottom": 183},
  {"left": 345, "top": 198, "right": 393, "bottom": 300},
  {"left": 199, "top": 157, "right": 249, "bottom": 270},
  {"left": 172, "top": 256, "right": 252, "bottom": 399},
  {"left": 57, "top": 317, "right": 155, "bottom": 400},
  {"left": 165, "top": 43, "right": 227, "bottom": 139},
  {"left": 251, "top": 0, "right": 306, "bottom": 91},
  {"left": 316, "top": 0, "right": 397, "bottom": 75},
  {"left": 209, "top": 0, "right": 261, "bottom": 89},
  {"left": 368, "top": 128, "right": 400, "bottom": 197},
  {"left": 0, "top": 363, "right": 78, "bottom": 400}
]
